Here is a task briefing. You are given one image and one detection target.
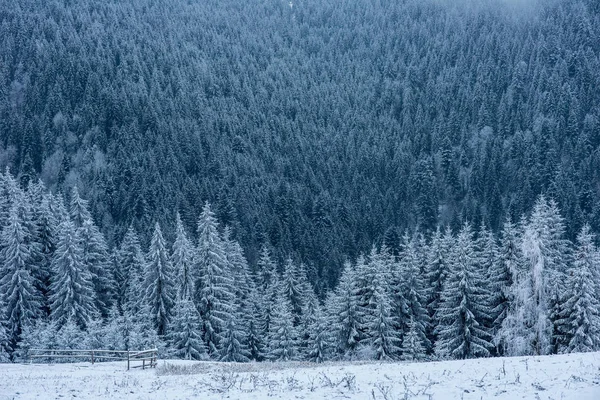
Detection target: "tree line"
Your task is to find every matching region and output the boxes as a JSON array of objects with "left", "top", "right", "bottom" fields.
[{"left": 1, "top": 170, "right": 598, "bottom": 362}]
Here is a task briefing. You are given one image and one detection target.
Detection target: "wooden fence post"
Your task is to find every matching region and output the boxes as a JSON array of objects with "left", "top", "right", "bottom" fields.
[
  {"left": 127, "top": 351, "right": 130, "bottom": 371},
  {"left": 91, "top": 350, "right": 94, "bottom": 365}
]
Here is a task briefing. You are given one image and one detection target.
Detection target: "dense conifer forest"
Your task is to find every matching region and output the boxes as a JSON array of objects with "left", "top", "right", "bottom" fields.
[{"left": 0, "top": 0, "right": 600, "bottom": 362}]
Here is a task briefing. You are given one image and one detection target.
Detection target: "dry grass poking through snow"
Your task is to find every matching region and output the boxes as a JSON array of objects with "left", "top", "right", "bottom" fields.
[{"left": 1, "top": 352, "right": 600, "bottom": 399}]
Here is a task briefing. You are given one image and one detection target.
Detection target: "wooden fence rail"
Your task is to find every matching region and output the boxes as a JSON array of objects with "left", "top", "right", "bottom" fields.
[{"left": 28, "top": 348, "right": 158, "bottom": 370}]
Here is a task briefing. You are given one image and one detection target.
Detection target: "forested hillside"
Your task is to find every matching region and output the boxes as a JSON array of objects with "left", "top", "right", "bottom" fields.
[{"left": 1, "top": 0, "right": 599, "bottom": 287}]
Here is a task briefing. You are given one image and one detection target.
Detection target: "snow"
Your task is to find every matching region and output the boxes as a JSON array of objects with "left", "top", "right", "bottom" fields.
[{"left": 1, "top": 352, "right": 599, "bottom": 399}]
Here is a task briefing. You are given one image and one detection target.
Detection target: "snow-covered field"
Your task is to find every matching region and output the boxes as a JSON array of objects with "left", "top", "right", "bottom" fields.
[{"left": 1, "top": 352, "right": 599, "bottom": 400}]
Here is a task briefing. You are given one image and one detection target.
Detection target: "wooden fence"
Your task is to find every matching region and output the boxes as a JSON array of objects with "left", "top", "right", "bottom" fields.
[{"left": 27, "top": 348, "right": 158, "bottom": 370}]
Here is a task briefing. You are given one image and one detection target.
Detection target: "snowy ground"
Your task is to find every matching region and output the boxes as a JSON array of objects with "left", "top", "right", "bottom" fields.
[{"left": 1, "top": 352, "right": 599, "bottom": 400}]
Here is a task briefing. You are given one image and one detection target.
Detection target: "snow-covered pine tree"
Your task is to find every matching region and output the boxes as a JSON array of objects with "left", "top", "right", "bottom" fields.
[
  {"left": 400, "top": 316, "right": 426, "bottom": 361},
  {"left": 222, "top": 227, "right": 253, "bottom": 340},
  {"left": 69, "top": 186, "right": 92, "bottom": 229},
  {"left": 398, "top": 235, "right": 431, "bottom": 354},
  {"left": 56, "top": 317, "right": 84, "bottom": 351},
  {"left": 19, "top": 181, "right": 54, "bottom": 314},
  {"left": 267, "top": 290, "right": 298, "bottom": 361},
  {"left": 491, "top": 218, "right": 521, "bottom": 354},
  {"left": 34, "top": 194, "right": 58, "bottom": 310},
  {"left": 195, "top": 202, "right": 233, "bottom": 356},
  {"left": 298, "top": 286, "right": 320, "bottom": 358},
  {"left": 219, "top": 312, "right": 250, "bottom": 362},
  {"left": 355, "top": 248, "right": 383, "bottom": 345},
  {"left": 256, "top": 246, "right": 280, "bottom": 351},
  {"left": 362, "top": 250, "right": 400, "bottom": 360},
  {"left": 116, "top": 226, "right": 146, "bottom": 316},
  {"left": 475, "top": 222, "right": 499, "bottom": 331},
  {"left": 281, "top": 257, "right": 303, "bottom": 326},
  {"left": 49, "top": 218, "right": 97, "bottom": 329},
  {"left": 365, "top": 257, "right": 401, "bottom": 360},
  {"left": 125, "top": 302, "right": 162, "bottom": 352},
  {"left": 326, "top": 261, "right": 361, "bottom": 357},
  {"left": 101, "top": 306, "right": 127, "bottom": 351},
  {"left": 425, "top": 226, "right": 451, "bottom": 349},
  {"left": 246, "top": 281, "right": 266, "bottom": 361},
  {"left": 144, "top": 222, "right": 175, "bottom": 336},
  {"left": 0, "top": 169, "right": 19, "bottom": 228},
  {"left": 83, "top": 317, "right": 107, "bottom": 350},
  {"left": 79, "top": 218, "right": 115, "bottom": 318},
  {"left": 171, "top": 213, "right": 196, "bottom": 301},
  {"left": 259, "top": 266, "right": 280, "bottom": 350},
  {"left": 0, "top": 318, "right": 10, "bottom": 361},
  {"left": 0, "top": 204, "right": 43, "bottom": 347},
  {"left": 18, "top": 319, "right": 59, "bottom": 357},
  {"left": 509, "top": 196, "right": 570, "bottom": 356},
  {"left": 68, "top": 186, "right": 115, "bottom": 316},
  {"left": 306, "top": 304, "right": 331, "bottom": 363},
  {"left": 256, "top": 245, "right": 277, "bottom": 291},
  {"left": 435, "top": 223, "right": 493, "bottom": 359},
  {"left": 556, "top": 224, "right": 600, "bottom": 353},
  {"left": 13, "top": 184, "right": 46, "bottom": 309},
  {"left": 168, "top": 299, "right": 207, "bottom": 360}
]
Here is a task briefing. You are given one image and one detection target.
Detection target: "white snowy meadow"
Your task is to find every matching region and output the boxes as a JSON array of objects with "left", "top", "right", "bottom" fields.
[{"left": 1, "top": 352, "right": 599, "bottom": 400}]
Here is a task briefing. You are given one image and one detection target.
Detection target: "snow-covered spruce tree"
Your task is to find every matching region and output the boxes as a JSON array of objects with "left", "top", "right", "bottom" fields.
[
  {"left": 267, "top": 290, "right": 298, "bottom": 361},
  {"left": 83, "top": 317, "right": 107, "bottom": 350},
  {"left": 99, "top": 306, "right": 127, "bottom": 351},
  {"left": 219, "top": 312, "right": 250, "bottom": 362},
  {"left": 194, "top": 202, "right": 233, "bottom": 356},
  {"left": 491, "top": 218, "right": 521, "bottom": 354},
  {"left": 556, "top": 224, "right": 600, "bottom": 353},
  {"left": 401, "top": 316, "right": 426, "bottom": 361},
  {"left": 168, "top": 299, "right": 207, "bottom": 360},
  {"left": 69, "top": 186, "right": 93, "bottom": 229},
  {"left": 0, "top": 204, "right": 43, "bottom": 348},
  {"left": 0, "top": 169, "right": 15, "bottom": 226},
  {"left": 297, "top": 276, "right": 320, "bottom": 359},
  {"left": 171, "top": 213, "right": 196, "bottom": 301},
  {"left": 56, "top": 317, "right": 85, "bottom": 351},
  {"left": 0, "top": 319, "right": 10, "bottom": 362},
  {"left": 69, "top": 186, "right": 115, "bottom": 316},
  {"left": 306, "top": 304, "right": 331, "bottom": 363},
  {"left": 256, "top": 246, "right": 280, "bottom": 346},
  {"left": 364, "top": 258, "right": 401, "bottom": 360},
  {"left": 435, "top": 223, "right": 493, "bottom": 359},
  {"left": 544, "top": 198, "right": 572, "bottom": 353},
  {"left": 503, "top": 196, "right": 571, "bottom": 356},
  {"left": 475, "top": 223, "right": 499, "bottom": 329},
  {"left": 116, "top": 226, "right": 146, "bottom": 316},
  {"left": 34, "top": 193, "right": 58, "bottom": 308},
  {"left": 222, "top": 227, "right": 254, "bottom": 346},
  {"left": 256, "top": 245, "right": 277, "bottom": 290},
  {"left": 223, "top": 235, "right": 264, "bottom": 361},
  {"left": 79, "top": 218, "right": 115, "bottom": 318},
  {"left": 398, "top": 235, "right": 431, "bottom": 355},
  {"left": 281, "top": 257, "right": 304, "bottom": 326},
  {"left": 125, "top": 302, "right": 162, "bottom": 352},
  {"left": 326, "top": 261, "right": 361, "bottom": 358},
  {"left": 49, "top": 218, "right": 97, "bottom": 329},
  {"left": 355, "top": 248, "right": 385, "bottom": 346},
  {"left": 426, "top": 226, "right": 451, "bottom": 349},
  {"left": 18, "top": 319, "right": 60, "bottom": 358},
  {"left": 259, "top": 266, "right": 280, "bottom": 348},
  {"left": 246, "top": 282, "right": 266, "bottom": 361},
  {"left": 144, "top": 222, "right": 175, "bottom": 336}
]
